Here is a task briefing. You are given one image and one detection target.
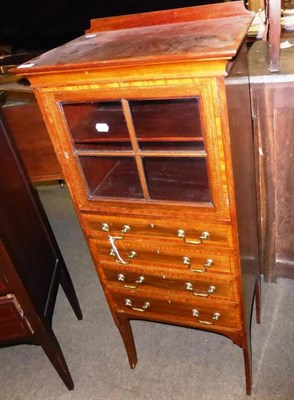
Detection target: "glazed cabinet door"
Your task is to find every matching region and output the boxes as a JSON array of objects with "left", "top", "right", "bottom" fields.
[{"left": 37, "top": 79, "right": 231, "bottom": 220}]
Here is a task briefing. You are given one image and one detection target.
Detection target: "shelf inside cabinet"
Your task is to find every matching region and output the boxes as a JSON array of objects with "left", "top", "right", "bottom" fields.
[
  {"left": 78, "top": 155, "right": 211, "bottom": 203},
  {"left": 73, "top": 139, "right": 205, "bottom": 153}
]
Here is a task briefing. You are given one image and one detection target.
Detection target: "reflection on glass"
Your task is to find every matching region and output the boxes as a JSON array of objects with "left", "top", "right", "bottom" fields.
[
  {"left": 130, "top": 98, "right": 204, "bottom": 151},
  {"left": 62, "top": 102, "right": 132, "bottom": 150},
  {"left": 143, "top": 157, "right": 211, "bottom": 203},
  {"left": 78, "top": 156, "right": 143, "bottom": 199}
]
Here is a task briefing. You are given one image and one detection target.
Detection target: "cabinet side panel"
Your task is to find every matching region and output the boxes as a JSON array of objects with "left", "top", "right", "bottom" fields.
[
  {"left": 274, "top": 98, "right": 294, "bottom": 278},
  {"left": 225, "top": 45, "right": 260, "bottom": 326}
]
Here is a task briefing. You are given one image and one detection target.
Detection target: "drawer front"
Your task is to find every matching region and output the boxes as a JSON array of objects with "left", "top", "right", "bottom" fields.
[
  {"left": 90, "top": 239, "right": 236, "bottom": 276},
  {"left": 82, "top": 213, "right": 234, "bottom": 250},
  {"left": 0, "top": 295, "right": 33, "bottom": 341},
  {"left": 110, "top": 291, "right": 239, "bottom": 330},
  {"left": 102, "top": 266, "right": 237, "bottom": 301}
]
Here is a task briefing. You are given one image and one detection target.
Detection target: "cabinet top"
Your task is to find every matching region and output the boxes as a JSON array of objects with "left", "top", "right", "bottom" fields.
[{"left": 14, "top": 2, "right": 253, "bottom": 77}]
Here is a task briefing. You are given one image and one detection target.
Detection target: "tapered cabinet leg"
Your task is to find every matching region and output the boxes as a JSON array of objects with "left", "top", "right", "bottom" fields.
[
  {"left": 243, "top": 343, "right": 252, "bottom": 396},
  {"left": 40, "top": 327, "right": 74, "bottom": 390},
  {"left": 254, "top": 278, "right": 261, "bottom": 324},
  {"left": 241, "top": 278, "right": 261, "bottom": 395},
  {"left": 59, "top": 264, "right": 83, "bottom": 320},
  {"left": 116, "top": 314, "right": 137, "bottom": 369}
]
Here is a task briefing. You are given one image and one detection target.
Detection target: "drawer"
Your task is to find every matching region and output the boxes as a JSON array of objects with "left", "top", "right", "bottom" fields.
[
  {"left": 82, "top": 213, "right": 233, "bottom": 250},
  {"left": 102, "top": 265, "right": 237, "bottom": 301},
  {"left": 89, "top": 239, "right": 237, "bottom": 276},
  {"left": 110, "top": 290, "right": 240, "bottom": 330},
  {"left": 0, "top": 295, "right": 33, "bottom": 341}
]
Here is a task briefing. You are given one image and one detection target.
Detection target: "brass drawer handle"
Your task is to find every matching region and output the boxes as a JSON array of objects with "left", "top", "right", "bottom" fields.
[
  {"left": 185, "top": 282, "right": 216, "bottom": 297},
  {"left": 177, "top": 229, "right": 210, "bottom": 245},
  {"left": 109, "top": 248, "right": 137, "bottom": 265},
  {"left": 182, "top": 257, "right": 214, "bottom": 273},
  {"left": 101, "top": 223, "right": 131, "bottom": 240},
  {"left": 117, "top": 274, "right": 145, "bottom": 289},
  {"left": 192, "top": 309, "right": 221, "bottom": 325},
  {"left": 125, "top": 298, "right": 150, "bottom": 312}
]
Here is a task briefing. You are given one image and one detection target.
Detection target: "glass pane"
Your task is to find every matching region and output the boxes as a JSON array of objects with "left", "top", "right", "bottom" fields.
[
  {"left": 62, "top": 101, "right": 132, "bottom": 151},
  {"left": 78, "top": 156, "right": 143, "bottom": 199},
  {"left": 143, "top": 157, "right": 211, "bottom": 203},
  {"left": 130, "top": 98, "right": 204, "bottom": 151}
]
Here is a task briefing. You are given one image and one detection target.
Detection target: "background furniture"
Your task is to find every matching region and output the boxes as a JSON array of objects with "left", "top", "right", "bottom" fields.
[
  {"left": 249, "top": 39, "right": 294, "bottom": 281},
  {"left": 15, "top": 2, "right": 260, "bottom": 395},
  {"left": 0, "top": 82, "right": 63, "bottom": 183},
  {"left": 0, "top": 103, "right": 83, "bottom": 389}
]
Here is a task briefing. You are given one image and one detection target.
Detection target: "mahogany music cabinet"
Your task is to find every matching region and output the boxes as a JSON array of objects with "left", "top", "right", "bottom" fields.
[{"left": 14, "top": 2, "right": 260, "bottom": 394}]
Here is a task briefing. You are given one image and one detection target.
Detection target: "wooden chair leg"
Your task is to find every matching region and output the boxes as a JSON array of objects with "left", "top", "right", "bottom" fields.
[
  {"left": 59, "top": 264, "right": 83, "bottom": 320},
  {"left": 116, "top": 314, "right": 137, "bottom": 369},
  {"left": 40, "top": 327, "right": 74, "bottom": 390}
]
